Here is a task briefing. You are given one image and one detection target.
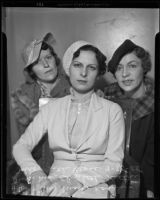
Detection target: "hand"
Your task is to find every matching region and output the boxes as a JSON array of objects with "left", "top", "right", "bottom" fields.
[
  {"left": 30, "top": 170, "right": 52, "bottom": 196},
  {"left": 47, "top": 177, "right": 83, "bottom": 197},
  {"left": 147, "top": 190, "right": 154, "bottom": 198},
  {"left": 47, "top": 181, "right": 65, "bottom": 196}
]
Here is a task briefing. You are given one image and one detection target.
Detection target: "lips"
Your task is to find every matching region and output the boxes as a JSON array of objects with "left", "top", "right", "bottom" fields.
[
  {"left": 45, "top": 69, "right": 53, "bottom": 74},
  {"left": 122, "top": 80, "right": 133, "bottom": 86},
  {"left": 77, "top": 80, "right": 87, "bottom": 84}
]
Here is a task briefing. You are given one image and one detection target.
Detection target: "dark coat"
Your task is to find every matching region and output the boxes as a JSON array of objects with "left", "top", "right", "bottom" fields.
[{"left": 104, "top": 77, "right": 154, "bottom": 195}]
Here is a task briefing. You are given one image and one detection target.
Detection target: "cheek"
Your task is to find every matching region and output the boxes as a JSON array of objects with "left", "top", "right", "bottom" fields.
[
  {"left": 115, "top": 72, "right": 121, "bottom": 82},
  {"left": 32, "top": 67, "right": 44, "bottom": 77},
  {"left": 69, "top": 67, "right": 78, "bottom": 78},
  {"left": 69, "top": 70, "right": 76, "bottom": 83},
  {"left": 89, "top": 73, "right": 98, "bottom": 84},
  {"left": 51, "top": 59, "right": 57, "bottom": 68},
  {"left": 134, "top": 69, "right": 144, "bottom": 83}
]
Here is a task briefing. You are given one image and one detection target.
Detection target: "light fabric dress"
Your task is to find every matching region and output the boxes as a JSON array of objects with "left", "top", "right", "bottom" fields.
[{"left": 13, "top": 91, "right": 125, "bottom": 198}]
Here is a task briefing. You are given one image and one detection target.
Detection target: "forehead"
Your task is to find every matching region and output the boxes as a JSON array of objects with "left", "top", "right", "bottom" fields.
[
  {"left": 39, "top": 49, "right": 51, "bottom": 58},
  {"left": 119, "top": 52, "right": 141, "bottom": 64},
  {"left": 74, "top": 50, "right": 97, "bottom": 61}
]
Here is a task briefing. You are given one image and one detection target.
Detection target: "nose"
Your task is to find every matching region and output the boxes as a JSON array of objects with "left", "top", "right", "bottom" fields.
[
  {"left": 81, "top": 66, "right": 87, "bottom": 77},
  {"left": 122, "top": 66, "right": 130, "bottom": 77},
  {"left": 42, "top": 58, "right": 49, "bottom": 68}
]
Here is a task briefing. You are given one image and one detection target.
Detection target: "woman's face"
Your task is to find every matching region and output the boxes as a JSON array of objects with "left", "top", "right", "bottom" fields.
[
  {"left": 115, "top": 52, "right": 144, "bottom": 97},
  {"left": 32, "top": 49, "right": 58, "bottom": 83},
  {"left": 69, "top": 50, "right": 99, "bottom": 94}
]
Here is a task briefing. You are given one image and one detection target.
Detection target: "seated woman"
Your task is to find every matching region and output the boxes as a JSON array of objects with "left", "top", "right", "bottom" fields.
[
  {"left": 11, "top": 33, "right": 70, "bottom": 175},
  {"left": 12, "top": 40, "right": 125, "bottom": 198},
  {"left": 104, "top": 39, "right": 154, "bottom": 198}
]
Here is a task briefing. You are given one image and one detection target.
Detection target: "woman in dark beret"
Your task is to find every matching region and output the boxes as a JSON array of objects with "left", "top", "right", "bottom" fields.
[{"left": 104, "top": 39, "right": 154, "bottom": 198}]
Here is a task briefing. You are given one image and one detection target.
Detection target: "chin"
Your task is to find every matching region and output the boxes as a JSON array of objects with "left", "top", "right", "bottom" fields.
[
  {"left": 40, "top": 77, "right": 57, "bottom": 83},
  {"left": 47, "top": 75, "right": 58, "bottom": 82},
  {"left": 120, "top": 84, "right": 134, "bottom": 92},
  {"left": 123, "top": 86, "right": 140, "bottom": 96}
]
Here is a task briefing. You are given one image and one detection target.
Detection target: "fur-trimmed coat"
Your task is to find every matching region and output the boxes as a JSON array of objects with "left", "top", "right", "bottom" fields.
[
  {"left": 104, "top": 76, "right": 154, "bottom": 195},
  {"left": 11, "top": 75, "right": 70, "bottom": 173}
]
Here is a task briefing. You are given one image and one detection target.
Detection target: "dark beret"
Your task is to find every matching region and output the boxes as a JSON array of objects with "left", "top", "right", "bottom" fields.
[{"left": 108, "top": 39, "right": 139, "bottom": 74}]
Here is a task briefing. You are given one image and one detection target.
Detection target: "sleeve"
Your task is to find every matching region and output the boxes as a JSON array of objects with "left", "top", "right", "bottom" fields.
[
  {"left": 74, "top": 103, "right": 125, "bottom": 188},
  {"left": 12, "top": 106, "right": 49, "bottom": 180},
  {"left": 103, "top": 103, "right": 125, "bottom": 179},
  {"left": 11, "top": 90, "right": 31, "bottom": 126},
  {"left": 11, "top": 87, "right": 39, "bottom": 135},
  {"left": 141, "top": 114, "right": 154, "bottom": 192},
  {"left": 11, "top": 86, "right": 39, "bottom": 122}
]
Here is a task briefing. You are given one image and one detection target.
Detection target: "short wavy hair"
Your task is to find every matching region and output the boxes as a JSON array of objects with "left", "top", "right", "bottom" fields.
[
  {"left": 133, "top": 46, "right": 152, "bottom": 75},
  {"left": 72, "top": 44, "right": 107, "bottom": 75}
]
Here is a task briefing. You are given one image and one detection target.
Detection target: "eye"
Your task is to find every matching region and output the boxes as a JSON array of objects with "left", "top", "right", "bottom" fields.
[
  {"left": 72, "top": 62, "right": 82, "bottom": 68},
  {"left": 128, "top": 64, "right": 137, "bottom": 68},
  {"left": 116, "top": 65, "right": 123, "bottom": 71},
  {"left": 46, "top": 55, "right": 53, "bottom": 60},
  {"left": 88, "top": 65, "right": 97, "bottom": 71}
]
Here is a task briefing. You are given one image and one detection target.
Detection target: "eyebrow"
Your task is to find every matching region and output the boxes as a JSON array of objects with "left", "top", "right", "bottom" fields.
[
  {"left": 127, "top": 60, "right": 138, "bottom": 64},
  {"left": 72, "top": 61, "right": 97, "bottom": 66},
  {"left": 119, "top": 60, "right": 138, "bottom": 65}
]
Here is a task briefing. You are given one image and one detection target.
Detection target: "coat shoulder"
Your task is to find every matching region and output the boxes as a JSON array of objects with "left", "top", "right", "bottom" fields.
[
  {"left": 97, "top": 94, "right": 123, "bottom": 113},
  {"left": 41, "top": 95, "right": 70, "bottom": 112}
]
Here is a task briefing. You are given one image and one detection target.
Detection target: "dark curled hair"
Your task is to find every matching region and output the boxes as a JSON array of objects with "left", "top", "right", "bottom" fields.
[
  {"left": 72, "top": 45, "right": 107, "bottom": 75},
  {"left": 133, "top": 46, "right": 152, "bottom": 75},
  {"left": 25, "top": 42, "right": 60, "bottom": 80}
]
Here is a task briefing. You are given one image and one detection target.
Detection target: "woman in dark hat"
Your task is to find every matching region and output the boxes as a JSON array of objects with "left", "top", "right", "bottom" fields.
[
  {"left": 104, "top": 39, "right": 154, "bottom": 198},
  {"left": 10, "top": 33, "right": 71, "bottom": 180}
]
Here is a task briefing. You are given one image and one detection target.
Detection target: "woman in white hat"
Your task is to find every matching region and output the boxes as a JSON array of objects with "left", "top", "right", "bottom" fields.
[
  {"left": 10, "top": 33, "right": 70, "bottom": 186},
  {"left": 12, "top": 41, "right": 125, "bottom": 198}
]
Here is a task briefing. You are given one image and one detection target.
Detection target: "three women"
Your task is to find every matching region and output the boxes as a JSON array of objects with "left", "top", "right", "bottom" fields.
[{"left": 12, "top": 37, "right": 154, "bottom": 198}]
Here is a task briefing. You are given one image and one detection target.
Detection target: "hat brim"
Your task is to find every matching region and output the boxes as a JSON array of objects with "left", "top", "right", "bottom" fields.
[{"left": 24, "top": 41, "right": 42, "bottom": 69}]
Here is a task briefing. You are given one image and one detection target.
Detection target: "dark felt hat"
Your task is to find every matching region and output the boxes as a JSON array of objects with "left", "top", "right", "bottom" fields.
[{"left": 108, "top": 39, "right": 138, "bottom": 74}]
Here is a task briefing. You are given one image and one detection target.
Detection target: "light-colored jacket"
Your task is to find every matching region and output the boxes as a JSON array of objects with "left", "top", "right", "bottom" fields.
[{"left": 13, "top": 92, "right": 125, "bottom": 187}]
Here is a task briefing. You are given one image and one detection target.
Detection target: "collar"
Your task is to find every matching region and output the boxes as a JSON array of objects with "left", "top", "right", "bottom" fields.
[
  {"left": 37, "top": 80, "right": 52, "bottom": 98},
  {"left": 37, "top": 78, "right": 60, "bottom": 98},
  {"left": 70, "top": 87, "right": 94, "bottom": 104}
]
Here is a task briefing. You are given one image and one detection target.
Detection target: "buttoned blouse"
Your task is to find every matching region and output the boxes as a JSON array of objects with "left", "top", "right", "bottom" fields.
[
  {"left": 13, "top": 92, "right": 125, "bottom": 188},
  {"left": 68, "top": 89, "right": 92, "bottom": 149}
]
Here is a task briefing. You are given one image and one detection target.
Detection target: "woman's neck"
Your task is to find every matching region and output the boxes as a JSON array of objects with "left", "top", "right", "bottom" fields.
[
  {"left": 38, "top": 78, "right": 60, "bottom": 92},
  {"left": 70, "top": 88, "right": 94, "bottom": 102}
]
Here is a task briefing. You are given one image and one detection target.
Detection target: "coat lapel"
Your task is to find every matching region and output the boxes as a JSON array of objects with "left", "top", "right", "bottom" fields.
[
  {"left": 64, "top": 96, "right": 71, "bottom": 146},
  {"left": 76, "top": 93, "right": 103, "bottom": 150}
]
